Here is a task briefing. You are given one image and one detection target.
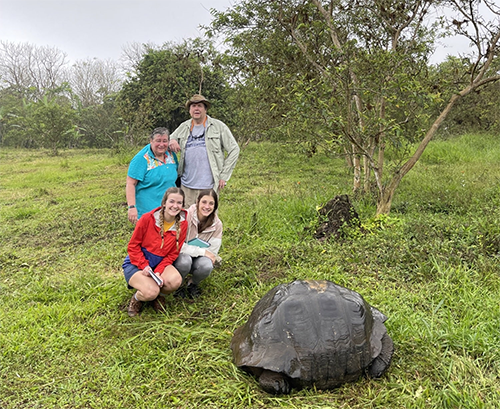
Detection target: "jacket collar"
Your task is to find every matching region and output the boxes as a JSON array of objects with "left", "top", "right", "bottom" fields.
[{"left": 153, "top": 208, "right": 187, "bottom": 228}]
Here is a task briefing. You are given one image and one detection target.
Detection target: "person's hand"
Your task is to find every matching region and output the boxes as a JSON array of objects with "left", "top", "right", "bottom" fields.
[
  {"left": 142, "top": 266, "right": 154, "bottom": 276},
  {"left": 204, "top": 250, "right": 216, "bottom": 264},
  {"left": 128, "top": 207, "right": 138, "bottom": 224},
  {"left": 143, "top": 266, "right": 163, "bottom": 286},
  {"left": 218, "top": 179, "right": 227, "bottom": 191},
  {"left": 151, "top": 271, "right": 163, "bottom": 287},
  {"left": 168, "top": 140, "right": 181, "bottom": 153}
]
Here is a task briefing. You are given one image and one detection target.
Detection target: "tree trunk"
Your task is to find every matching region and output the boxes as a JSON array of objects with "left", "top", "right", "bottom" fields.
[
  {"left": 376, "top": 174, "right": 402, "bottom": 215},
  {"left": 375, "top": 92, "right": 464, "bottom": 215},
  {"left": 363, "top": 155, "right": 370, "bottom": 193},
  {"left": 344, "top": 146, "right": 353, "bottom": 168},
  {"left": 353, "top": 149, "right": 361, "bottom": 191}
]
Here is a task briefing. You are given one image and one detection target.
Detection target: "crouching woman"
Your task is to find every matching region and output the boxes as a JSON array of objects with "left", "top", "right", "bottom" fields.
[
  {"left": 174, "top": 189, "right": 222, "bottom": 298},
  {"left": 122, "top": 187, "right": 187, "bottom": 316}
]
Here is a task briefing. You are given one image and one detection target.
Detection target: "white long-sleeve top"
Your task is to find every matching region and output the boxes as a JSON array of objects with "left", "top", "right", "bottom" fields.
[{"left": 179, "top": 204, "right": 223, "bottom": 258}]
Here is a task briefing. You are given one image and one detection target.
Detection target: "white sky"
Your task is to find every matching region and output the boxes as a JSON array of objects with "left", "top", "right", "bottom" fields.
[
  {"left": 0, "top": 0, "right": 234, "bottom": 63},
  {"left": 0, "top": 0, "right": 481, "bottom": 65}
]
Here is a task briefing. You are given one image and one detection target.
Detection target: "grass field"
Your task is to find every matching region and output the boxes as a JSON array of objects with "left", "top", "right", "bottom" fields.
[{"left": 1, "top": 134, "right": 500, "bottom": 408}]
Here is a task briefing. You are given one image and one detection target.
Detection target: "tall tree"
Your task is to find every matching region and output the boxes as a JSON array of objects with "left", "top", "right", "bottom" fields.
[
  {"left": 116, "top": 39, "right": 230, "bottom": 143},
  {"left": 119, "top": 41, "right": 156, "bottom": 75},
  {"left": 68, "top": 58, "right": 123, "bottom": 107},
  {"left": 68, "top": 58, "right": 125, "bottom": 147},
  {"left": 0, "top": 41, "right": 69, "bottom": 100},
  {"left": 31, "top": 96, "right": 77, "bottom": 155},
  {"left": 210, "top": 0, "right": 500, "bottom": 214}
]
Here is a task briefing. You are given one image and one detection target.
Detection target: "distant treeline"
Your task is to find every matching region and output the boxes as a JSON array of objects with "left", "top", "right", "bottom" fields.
[{"left": 1, "top": 0, "right": 500, "bottom": 157}]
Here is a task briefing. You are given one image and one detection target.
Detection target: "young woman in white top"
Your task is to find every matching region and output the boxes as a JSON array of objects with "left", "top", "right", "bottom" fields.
[{"left": 173, "top": 189, "right": 222, "bottom": 298}]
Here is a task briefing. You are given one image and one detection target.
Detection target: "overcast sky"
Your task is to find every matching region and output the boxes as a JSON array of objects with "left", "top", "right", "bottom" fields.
[
  {"left": 0, "top": 0, "right": 234, "bottom": 63},
  {"left": 0, "top": 0, "right": 475, "bottom": 65}
]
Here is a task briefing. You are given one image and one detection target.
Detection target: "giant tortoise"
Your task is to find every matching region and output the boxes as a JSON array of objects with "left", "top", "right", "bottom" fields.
[{"left": 230, "top": 280, "right": 394, "bottom": 394}]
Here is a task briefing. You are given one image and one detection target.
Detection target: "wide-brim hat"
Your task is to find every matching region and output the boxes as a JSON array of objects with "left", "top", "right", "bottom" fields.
[{"left": 185, "top": 94, "right": 211, "bottom": 109}]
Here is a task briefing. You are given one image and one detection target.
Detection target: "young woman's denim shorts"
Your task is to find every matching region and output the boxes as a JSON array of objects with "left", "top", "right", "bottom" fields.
[{"left": 123, "top": 264, "right": 141, "bottom": 289}]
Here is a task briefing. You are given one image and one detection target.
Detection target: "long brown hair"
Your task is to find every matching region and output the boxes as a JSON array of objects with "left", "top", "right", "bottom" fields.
[
  {"left": 159, "top": 187, "right": 185, "bottom": 249},
  {"left": 196, "top": 189, "right": 218, "bottom": 234}
]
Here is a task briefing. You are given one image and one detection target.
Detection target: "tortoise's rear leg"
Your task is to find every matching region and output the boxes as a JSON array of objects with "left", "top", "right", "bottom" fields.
[{"left": 368, "top": 333, "right": 394, "bottom": 378}]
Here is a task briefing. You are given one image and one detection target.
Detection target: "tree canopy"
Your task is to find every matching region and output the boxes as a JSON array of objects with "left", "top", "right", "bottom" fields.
[
  {"left": 1, "top": 3, "right": 500, "bottom": 217},
  {"left": 116, "top": 39, "right": 231, "bottom": 141},
  {"left": 208, "top": 0, "right": 500, "bottom": 214}
]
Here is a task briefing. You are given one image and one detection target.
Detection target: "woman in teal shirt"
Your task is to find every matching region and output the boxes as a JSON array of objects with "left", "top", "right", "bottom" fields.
[{"left": 126, "top": 127, "right": 178, "bottom": 224}]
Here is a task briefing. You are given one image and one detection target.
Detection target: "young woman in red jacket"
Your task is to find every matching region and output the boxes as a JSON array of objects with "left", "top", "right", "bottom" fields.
[{"left": 122, "top": 187, "right": 187, "bottom": 316}]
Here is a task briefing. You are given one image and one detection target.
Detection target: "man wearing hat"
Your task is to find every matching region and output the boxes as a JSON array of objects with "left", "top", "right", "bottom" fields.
[{"left": 169, "top": 94, "right": 240, "bottom": 207}]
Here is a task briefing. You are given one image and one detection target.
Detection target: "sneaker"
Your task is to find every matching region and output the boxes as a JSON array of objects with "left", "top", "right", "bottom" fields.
[
  {"left": 151, "top": 295, "right": 167, "bottom": 312},
  {"left": 127, "top": 294, "right": 143, "bottom": 317},
  {"left": 187, "top": 283, "right": 202, "bottom": 299},
  {"left": 173, "top": 287, "right": 187, "bottom": 299}
]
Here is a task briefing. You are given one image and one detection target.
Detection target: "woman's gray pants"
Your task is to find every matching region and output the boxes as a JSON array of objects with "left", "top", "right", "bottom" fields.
[{"left": 174, "top": 253, "right": 213, "bottom": 285}]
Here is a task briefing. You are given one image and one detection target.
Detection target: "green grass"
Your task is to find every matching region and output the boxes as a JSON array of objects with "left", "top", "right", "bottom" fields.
[{"left": 1, "top": 134, "right": 500, "bottom": 408}]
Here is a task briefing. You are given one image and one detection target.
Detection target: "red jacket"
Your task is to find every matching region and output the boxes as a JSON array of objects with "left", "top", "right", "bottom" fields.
[{"left": 124, "top": 207, "right": 187, "bottom": 273}]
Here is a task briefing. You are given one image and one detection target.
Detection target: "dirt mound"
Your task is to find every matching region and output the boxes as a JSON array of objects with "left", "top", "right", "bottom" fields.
[{"left": 314, "top": 195, "right": 360, "bottom": 241}]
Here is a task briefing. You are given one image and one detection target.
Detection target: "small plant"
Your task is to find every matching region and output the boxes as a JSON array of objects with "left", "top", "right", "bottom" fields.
[{"left": 361, "top": 213, "right": 402, "bottom": 233}]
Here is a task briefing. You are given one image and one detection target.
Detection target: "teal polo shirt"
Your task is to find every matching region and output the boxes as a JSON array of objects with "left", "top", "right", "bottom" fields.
[{"left": 127, "top": 145, "right": 178, "bottom": 218}]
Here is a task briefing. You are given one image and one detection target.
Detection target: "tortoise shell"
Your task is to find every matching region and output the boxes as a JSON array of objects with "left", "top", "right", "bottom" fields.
[{"left": 230, "top": 280, "right": 393, "bottom": 393}]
